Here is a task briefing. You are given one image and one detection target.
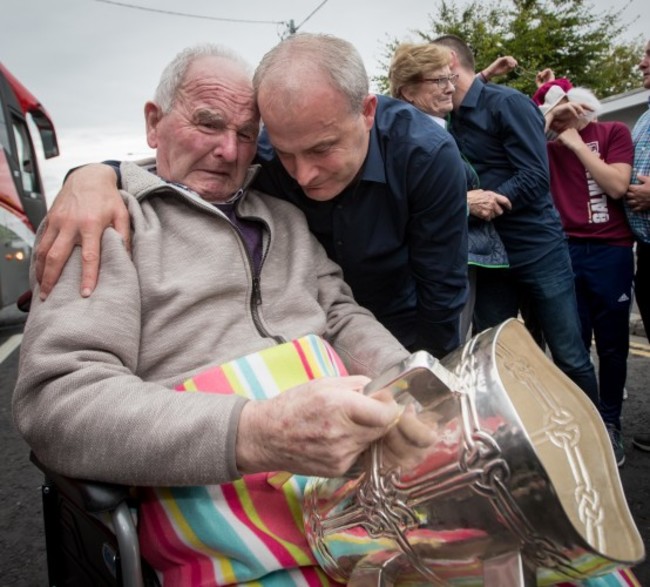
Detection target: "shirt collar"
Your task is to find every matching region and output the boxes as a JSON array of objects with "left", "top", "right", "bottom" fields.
[
  {"left": 429, "top": 114, "right": 447, "bottom": 128},
  {"left": 359, "top": 119, "right": 387, "bottom": 184},
  {"left": 457, "top": 77, "right": 485, "bottom": 111}
]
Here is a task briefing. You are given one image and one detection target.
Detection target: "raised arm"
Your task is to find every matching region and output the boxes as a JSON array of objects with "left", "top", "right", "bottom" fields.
[
  {"left": 544, "top": 101, "right": 594, "bottom": 134},
  {"left": 479, "top": 56, "right": 518, "bottom": 82},
  {"left": 37, "top": 163, "right": 129, "bottom": 299},
  {"left": 556, "top": 126, "right": 633, "bottom": 198},
  {"left": 535, "top": 68, "right": 555, "bottom": 88}
]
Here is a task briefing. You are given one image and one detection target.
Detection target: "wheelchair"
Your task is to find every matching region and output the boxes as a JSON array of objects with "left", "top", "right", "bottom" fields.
[{"left": 31, "top": 452, "right": 159, "bottom": 587}]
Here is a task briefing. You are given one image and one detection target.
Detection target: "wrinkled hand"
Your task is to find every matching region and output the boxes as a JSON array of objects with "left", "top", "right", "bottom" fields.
[
  {"left": 235, "top": 376, "right": 403, "bottom": 477},
  {"left": 535, "top": 68, "right": 555, "bottom": 87},
  {"left": 36, "top": 163, "right": 129, "bottom": 299},
  {"left": 467, "top": 189, "right": 512, "bottom": 220},
  {"left": 627, "top": 174, "right": 650, "bottom": 212}
]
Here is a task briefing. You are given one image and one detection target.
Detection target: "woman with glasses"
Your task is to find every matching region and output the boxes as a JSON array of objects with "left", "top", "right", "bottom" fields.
[{"left": 388, "top": 43, "right": 511, "bottom": 342}]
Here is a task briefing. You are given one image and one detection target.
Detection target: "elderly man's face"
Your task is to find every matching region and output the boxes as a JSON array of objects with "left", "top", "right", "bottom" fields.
[
  {"left": 258, "top": 83, "right": 376, "bottom": 201},
  {"left": 146, "top": 56, "right": 259, "bottom": 202}
]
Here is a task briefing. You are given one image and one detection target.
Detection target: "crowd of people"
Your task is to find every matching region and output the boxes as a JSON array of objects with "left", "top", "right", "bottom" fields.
[{"left": 11, "top": 28, "right": 650, "bottom": 587}]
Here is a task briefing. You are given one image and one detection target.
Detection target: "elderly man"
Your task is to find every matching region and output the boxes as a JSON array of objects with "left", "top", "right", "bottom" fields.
[
  {"left": 13, "top": 44, "right": 413, "bottom": 585},
  {"left": 36, "top": 33, "right": 469, "bottom": 359},
  {"left": 433, "top": 34, "right": 599, "bottom": 406}
]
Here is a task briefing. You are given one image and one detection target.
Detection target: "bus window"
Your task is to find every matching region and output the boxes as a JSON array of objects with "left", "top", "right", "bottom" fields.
[
  {"left": 0, "top": 99, "right": 9, "bottom": 153},
  {"left": 12, "top": 116, "right": 39, "bottom": 196}
]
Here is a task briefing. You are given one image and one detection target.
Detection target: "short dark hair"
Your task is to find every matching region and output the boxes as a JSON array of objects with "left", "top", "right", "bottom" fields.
[{"left": 433, "top": 35, "right": 475, "bottom": 72}]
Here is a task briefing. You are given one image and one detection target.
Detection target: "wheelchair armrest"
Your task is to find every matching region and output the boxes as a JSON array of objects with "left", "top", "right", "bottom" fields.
[{"left": 30, "top": 451, "right": 134, "bottom": 514}]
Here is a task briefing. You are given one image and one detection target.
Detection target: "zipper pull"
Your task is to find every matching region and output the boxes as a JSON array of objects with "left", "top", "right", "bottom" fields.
[{"left": 252, "top": 276, "right": 262, "bottom": 305}]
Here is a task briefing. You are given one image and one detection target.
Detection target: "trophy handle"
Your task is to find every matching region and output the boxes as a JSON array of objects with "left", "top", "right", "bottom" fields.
[
  {"left": 340, "top": 351, "right": 460, "bottom": 479},
  {"left": 361, "top": 351, "right": 460, "bottom": 409}
]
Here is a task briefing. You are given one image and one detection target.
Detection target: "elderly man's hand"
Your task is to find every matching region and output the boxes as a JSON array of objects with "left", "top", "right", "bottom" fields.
[
  {"left": 235, "top": 376, "right": 404, "bottom": 477},
  {"left": 627, "top": 174, "right": 650, "bottom": 212},
  {"left": 467, "top": 189, "right": 512, "bottom": 221},
  {"left": 36, "top": 163, "right": 129, "bottom": 300}
]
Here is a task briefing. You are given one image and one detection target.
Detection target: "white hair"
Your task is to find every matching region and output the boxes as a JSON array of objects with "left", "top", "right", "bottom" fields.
[{"left": 154, "top": 44, "right": 253, "bottom": 113}]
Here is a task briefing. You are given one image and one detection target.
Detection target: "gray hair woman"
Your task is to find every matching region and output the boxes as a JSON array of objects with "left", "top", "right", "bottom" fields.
[
  {"left": 388, "top": 43, "right": 455, "bottom": 126},
  {"left": 389, "top": 42, "right": 510, "bottom": 343}
]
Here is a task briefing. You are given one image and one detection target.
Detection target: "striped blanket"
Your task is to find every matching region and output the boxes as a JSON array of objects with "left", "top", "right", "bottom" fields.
[
  {"left": 138, "top": 335, "right": 347, "bottom": 586},
  {"left": 136, "top": 334, "right": 639, "bottom": 586}
]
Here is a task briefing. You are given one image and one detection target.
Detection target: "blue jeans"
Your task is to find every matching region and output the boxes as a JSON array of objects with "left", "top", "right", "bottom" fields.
[
  {"left": 570, "top": 241, "right": 633, "bottom": 430},
  {"left": 473, "top": 242, "right": 599, "bottom": 404}
]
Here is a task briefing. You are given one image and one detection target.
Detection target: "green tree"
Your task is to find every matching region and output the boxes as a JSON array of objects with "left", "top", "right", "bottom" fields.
[{"left": 375, "top": 0, "right": 643, "bottom": 98}]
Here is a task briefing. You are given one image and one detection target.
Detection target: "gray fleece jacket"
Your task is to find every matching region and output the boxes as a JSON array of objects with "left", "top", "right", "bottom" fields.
[{"left": 13, "top": 162, "right": 408, "bottom": 486}]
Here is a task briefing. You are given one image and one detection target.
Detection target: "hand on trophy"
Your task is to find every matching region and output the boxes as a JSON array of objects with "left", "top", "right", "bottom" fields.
[
  {"left": 371, "top": 391, "right": 437, "bottom": 472},
  {"left": 235, "top": 376, "right": 404, "bottom": 478},
  {"left": 386, "top": 405, "right": 436, "bottom": 469}
]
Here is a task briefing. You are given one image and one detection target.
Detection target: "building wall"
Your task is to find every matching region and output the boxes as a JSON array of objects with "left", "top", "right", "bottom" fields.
[{"left": 599, "top": 89, "right": 649, "bottom": 129}]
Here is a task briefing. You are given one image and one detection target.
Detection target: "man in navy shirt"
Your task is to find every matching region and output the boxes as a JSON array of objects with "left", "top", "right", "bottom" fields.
[
  {"left": 251, "top": 33, "right": 468, "bottom": 357},
  {"left": 37, "top": 34, "right": 469, "bottom": 358},
  {"left": 434, "top": 35, "right": 598, "bottom": 401}
]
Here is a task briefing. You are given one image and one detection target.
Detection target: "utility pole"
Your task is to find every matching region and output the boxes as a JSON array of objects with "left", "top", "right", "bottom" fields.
[
  {"left": 281, "top": 19, "right": 298, "bottom": 39},
  {"left": 279, "top": 1, "right": 328, "bottom": 39}
]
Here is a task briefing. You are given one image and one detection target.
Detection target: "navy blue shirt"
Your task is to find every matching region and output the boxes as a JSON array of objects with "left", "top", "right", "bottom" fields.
[
  {"left": 448, "top": 79, "right": 565, "bottom": 267},
  {"left": 255, "top": 94, "right": 468, "bottom": 357}
]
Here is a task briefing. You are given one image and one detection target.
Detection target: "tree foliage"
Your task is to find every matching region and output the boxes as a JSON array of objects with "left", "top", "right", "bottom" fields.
[{"left": 374, "top": 0, "right": 643, "bottom": 99}]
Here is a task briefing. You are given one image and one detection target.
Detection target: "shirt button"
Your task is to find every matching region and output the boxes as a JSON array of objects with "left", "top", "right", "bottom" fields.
[{"left": 336, "top": 240, "right": 343, "bottom": 246}]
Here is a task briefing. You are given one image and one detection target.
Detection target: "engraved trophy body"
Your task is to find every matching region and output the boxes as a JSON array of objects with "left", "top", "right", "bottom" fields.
[{"left": 303, "top": 319, "right": 645, "bottom": 586}]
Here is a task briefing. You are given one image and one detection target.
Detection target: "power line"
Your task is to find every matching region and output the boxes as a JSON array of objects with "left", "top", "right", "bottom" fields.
[
  {"left": 94, "top": 0, "right": 283, "bottom": 25},
  {"left": 295, "top": 0, "right": 329, "bottom": 30},
  {"left": 281, "top": 0, "right": 329, "bottom": 38},
  {"left": 94, "top": 0, "right": 330, "bottom": 34}
]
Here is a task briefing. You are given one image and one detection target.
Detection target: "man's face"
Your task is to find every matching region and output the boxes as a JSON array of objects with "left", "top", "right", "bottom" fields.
[
  {"left": 640, "top": 41, "right": 650, "bottom": 90},
  {"left": 146, "top": 56, "right": 259, "bottom": 202},
  {"left": 258, "top": 83, "right": 376, "bottom": 201}
]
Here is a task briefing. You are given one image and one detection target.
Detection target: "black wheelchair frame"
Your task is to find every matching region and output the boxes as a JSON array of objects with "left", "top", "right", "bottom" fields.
[{"left": 31, "top": 452, "right": 158, "bottom": 587}]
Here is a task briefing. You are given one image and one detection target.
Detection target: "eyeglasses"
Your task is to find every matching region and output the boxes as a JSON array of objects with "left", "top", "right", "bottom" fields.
[{"left": 420, "top": 74, "right": 459, "bottom": 88}]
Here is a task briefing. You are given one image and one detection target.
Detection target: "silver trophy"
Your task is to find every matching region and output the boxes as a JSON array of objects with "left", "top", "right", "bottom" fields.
[{"left": 304, "top": 319, "right": 645, "bottom": 586}]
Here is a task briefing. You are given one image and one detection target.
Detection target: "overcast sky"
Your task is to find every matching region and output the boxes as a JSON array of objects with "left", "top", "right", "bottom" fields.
[{"left": 2, "top": 0, "right": 648, "bottom": 204}]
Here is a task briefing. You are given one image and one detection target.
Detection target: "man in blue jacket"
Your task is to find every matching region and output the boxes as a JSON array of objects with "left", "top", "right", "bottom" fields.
[{"left": 434, "top": 35, "right": 598, "bottom": 403}]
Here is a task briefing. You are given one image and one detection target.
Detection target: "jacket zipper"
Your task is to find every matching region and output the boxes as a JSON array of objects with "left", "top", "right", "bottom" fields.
[
  {"left": 143, "top": 184, "right": 285, "bottom": 344},
  {"left": 231, "top": 218, "right": 285, "bottom": 345}
]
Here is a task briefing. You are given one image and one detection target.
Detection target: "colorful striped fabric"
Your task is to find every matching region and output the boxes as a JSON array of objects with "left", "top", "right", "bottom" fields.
[
  {"left": 137, "top": 335, "right": 347, "bottom": 586},
  {"left": 135, "top": 334, "right": 640, "bottom": 586},
  {"left": 557, "top": 567, "right": 640, "bottom": 587}
]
